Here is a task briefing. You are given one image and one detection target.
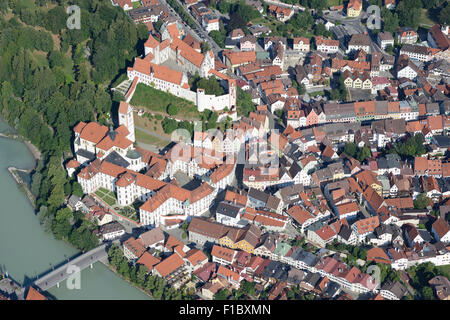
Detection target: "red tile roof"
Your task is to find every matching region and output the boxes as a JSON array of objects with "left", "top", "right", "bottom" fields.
[
  {"left": 154, "top": 253, "right": 185, "bottom": 277},
  {"left": 26, "top": 286, "right": 46, "bottom": 300},
  {"left": 79, "top": 122, "right": 109, "bottom": 144},
  {"left": 137, "top": 252, "right": 161, "bottom": 271}
]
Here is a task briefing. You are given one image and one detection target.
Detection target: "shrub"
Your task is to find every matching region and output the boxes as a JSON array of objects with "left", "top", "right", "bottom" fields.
[{"left": 167, "top": 104, "right": 178, "bottom": 116}]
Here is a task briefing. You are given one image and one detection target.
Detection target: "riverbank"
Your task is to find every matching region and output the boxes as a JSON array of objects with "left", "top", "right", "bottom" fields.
[
  {"left": 0, "top": 118, "right": 154, "bottom": 300},
  {"left": 7, "top": 166, "right": 36, "bottom": 209},
  {"left": 103, "top": 261, "right": 154, "bottom": 300},
  {"left": 0, "top": 132, "right": 42, "bottom": 161},
  {"left": 0, "top": 119, "right": 42, "bottom": 209}
]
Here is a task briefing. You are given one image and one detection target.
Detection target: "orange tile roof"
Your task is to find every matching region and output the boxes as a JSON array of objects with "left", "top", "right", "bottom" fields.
[
  {"left": 154, "top": 253, "right": 185, "bottom": 277},
  {"left": 116, "top": 172, "right": 136, "bottom": 187},
  {"left": 165, "top": 234, "right": 185, "bottom": 253},
  {"left": 167, "top": 23, "right": 180, "bottom": 40},
  {"left": 137, "top": 252, "right": 161, "bottom": 271},
  {"left": 384, "top": 197, "right": 413, "bottom": 209},
  {"left": 144, "top": 35, "right": 159, "bottom": 49},
  {"left": 133, "top": 58, "right": 184, "bottom": 85},
  {"left": 442, "top": 162, "right": 450, "bottom": 177},
  {"left": 223, "top": 50, "right": 256, "bottom": 66},
  {"left": 224, "top": 190, "right": 247, "bottom": 206},
  {"left": 66, "top": 159, "right": 80, "bottom": 169},
  {"left": 74, "top": 121, "right": 87, "bottom": 133},
  {"left": 427, "top": 115, "right": 443, "bottom": 131},
  {"left": 336, "top": 202, "right": 359, "bottom": 215},
  {"left": 293, "top": 37, "right": 310, "bottom": 45},
  {"left": 367, "top": 247, "right": 391, "bottom": 264},
  {"left": 210, "top": 162, "right": 235, "bottom": 184},
  {"left": 96, "top": 132, "right": 133, "bottom": 151},
  {"left": 79, "top": 122, "right": 109, "bottom": 144},
  {"left": 118, "top": 101, "right": 131, "bottom": 115},
  {"left": 115, "top": 124, "right": 130, "bottom": 137},
  {"left": 217, "top": 265, "right": 240, "bottom": 282},
  {"left": 170, "top": 37, "right": 207, "bottom": 68},
  {"left": 316, "top": 36, "right": 339, "bottom": 47},
  {"left": 124, "top": 237, "right": 146, "bottom": 258},
  {"left": 26, "top": 286, "right": 46, "bottom": 300},
  {"left": 185, "top": 248, "right": 208, "bottom": 267},
  {"left": 211, "top": 244, "right": 236, "bottom": 263},
  {"left": 287, "top": 206, "right": 314, "bottom": 224},
  {"left": 354, "top": 216, "right": 380, "bottom": 235},
  {"left": 362, "top": 185, "right": 384, "bottom": 211}
]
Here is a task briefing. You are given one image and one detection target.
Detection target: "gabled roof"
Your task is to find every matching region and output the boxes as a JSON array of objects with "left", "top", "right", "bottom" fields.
[
  {"left": 154, "top": 253, "right": 185, "bottom": 277},
  {"left": 432, "top": 218, "right": 450, "bottom": 239},
  {"left": 137, "top": 252, "right": 161, "bottom": 271}
]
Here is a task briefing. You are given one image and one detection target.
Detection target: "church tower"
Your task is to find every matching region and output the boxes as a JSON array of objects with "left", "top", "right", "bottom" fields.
[
  {"left": 118, "top": 101, "right": 135, "bottom": 143},
  {"left": 228, "top": 79, "right": 237, "bottom": 109}
]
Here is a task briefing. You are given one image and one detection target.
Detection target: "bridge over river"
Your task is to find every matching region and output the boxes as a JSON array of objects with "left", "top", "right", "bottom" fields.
[{"left": 33, "top": 244, "right": 109, "bottom": 292}]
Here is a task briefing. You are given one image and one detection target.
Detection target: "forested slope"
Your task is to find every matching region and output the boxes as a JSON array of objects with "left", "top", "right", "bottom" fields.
[{"left": 0, "top": 0, "right": 147, "bottom": 250}]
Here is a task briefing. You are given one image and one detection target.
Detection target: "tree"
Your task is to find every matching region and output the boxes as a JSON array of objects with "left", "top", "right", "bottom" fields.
[
  {"left": 414, "top": 192, "right": 431, "bottom": 209},
  {"left": 240, "top": 280, "right": 255, "bottom": 296},
  {"left": 162, "top": 117, "right": 178, "bottom": 134},
  {"left": 154, "top": 20, "right": 163, "bottom": 32},
  {"left": 167, "top": 104, "right": 179, "bottom": 116},
  {"left": 214, "top": 289, "right": 231, "bottom": 300},
  {"left": 52, "top": 207, "right": 73, "bottom": 240},
  {"left": 201, "top": 41, "right": 211, "bottom": 53},
  {"left": 395, "top": 0, "right": 422, "bottom": 30},
  {"left": 384, "top": 44, "right": 395, "bottom": 55},
  {"left": 422, "top": 286, "right": 435, "bottom": 300},
  {"left": 64, "top": 182, "right": 72, "bottom": 196},
  {"left": 236, "top": 87, "right": 255, "bottom": 116},
  {"left": 31, "top": 171, "right": 42, "bottom": 196},
  {"left": 437, "top": 4, "right": 450, "bottom": 24},
  {"left": 394, "top": 133, "right": 426, "bottom": 158},
  {"left": 227, "top": 12, "right": 247, "bottom": 33},
  {"left": 356, "top": 146, "right": 371, "bottom": 162},
  {"left": 382, "top": 9, "right": 399, "bottom": 34},
  {"left": 72, "top": 182, "right": 84, "bottom": 197},
  {"left": 344, "top": 142, "right": 358, "bottom": 158},
  {"left": 209, "top": 30, "right": 225, "bottom": 48}
]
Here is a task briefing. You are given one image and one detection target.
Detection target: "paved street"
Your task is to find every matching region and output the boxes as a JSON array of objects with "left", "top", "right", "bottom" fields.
[{"left": 160, "top": 0, "right": 221, "bottom": 55}]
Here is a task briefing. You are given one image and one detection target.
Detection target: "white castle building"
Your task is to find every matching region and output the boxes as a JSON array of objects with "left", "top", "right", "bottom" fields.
[{"left": 125, "top": 21, "right": 237, "bottom": 112}]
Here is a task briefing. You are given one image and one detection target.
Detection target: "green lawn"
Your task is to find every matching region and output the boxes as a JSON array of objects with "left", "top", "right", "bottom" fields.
[
  {"left": 435, "top": 265, "right": 450, "bottom": 279},
  {"left": 133, "top": 1, "right": 141, "bottom": 8},
  {"left": 419, "top": 9, "right": 435, "bottom": 27},
  {"left": 327, "top": 0, "right": 343, "bottom": 6},
  {"left": 95, "top": 188, "right": 116, "bottom": 206},
  {"left": 130, "top": 83, "right": 201, "bottom": 120},
  {"left": 309, "top": 91, "right": 325, "bottom": 96},
  {"left": 135, "top": 129, "right": 170, "bottom": 147}
]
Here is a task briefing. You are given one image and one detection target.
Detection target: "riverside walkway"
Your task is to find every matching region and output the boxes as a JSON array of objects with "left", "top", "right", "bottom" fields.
[{"left": 33, "top": 244, "right": 109, "bottom": 291}]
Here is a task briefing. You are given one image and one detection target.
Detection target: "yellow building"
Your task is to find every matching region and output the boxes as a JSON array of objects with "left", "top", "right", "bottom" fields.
[
  {"left": 211, "top": 136, "right": 222, "bottom": 153},
  {"left": 347, "top": 0, "right": 362, "bottom": 17}
]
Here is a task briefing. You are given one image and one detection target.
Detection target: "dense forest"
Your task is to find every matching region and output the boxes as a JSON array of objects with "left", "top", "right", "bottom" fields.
[{"left": 0, "top": 0, "right": 148, "bottom": 251}]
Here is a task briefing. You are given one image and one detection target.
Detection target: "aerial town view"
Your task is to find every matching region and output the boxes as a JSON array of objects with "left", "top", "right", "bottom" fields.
[{"left": 0, "top": 0, "right": 449, "bottom": 307}]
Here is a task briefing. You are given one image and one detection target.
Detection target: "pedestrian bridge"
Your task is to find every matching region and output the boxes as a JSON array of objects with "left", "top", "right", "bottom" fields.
[{"left": 33, "top": 244, "right": 109, "bottom": 291}]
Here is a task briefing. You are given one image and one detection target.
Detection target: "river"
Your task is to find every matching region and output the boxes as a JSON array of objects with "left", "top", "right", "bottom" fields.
[{"left": 0, "top": 118, "right": 150, "bottom": 300}]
